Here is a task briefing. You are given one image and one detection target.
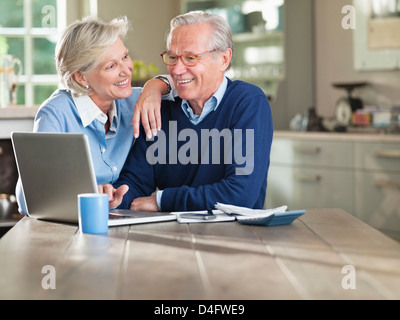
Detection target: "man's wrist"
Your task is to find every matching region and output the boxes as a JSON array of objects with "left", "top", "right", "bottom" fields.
[{"left": 154, "top": 75, "right": 171, "bottom": 95}]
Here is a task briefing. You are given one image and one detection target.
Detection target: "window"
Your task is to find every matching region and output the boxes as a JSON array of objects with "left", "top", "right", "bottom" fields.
[
  {"left": 354, "top": 0, "right": 400, "bottom": 70},
  {"left": 0, "top": 0, "right": 66, "bottom": 106}
]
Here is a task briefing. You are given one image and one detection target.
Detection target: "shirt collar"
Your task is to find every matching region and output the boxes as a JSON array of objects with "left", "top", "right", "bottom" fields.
[
  {"left": 181, "top": 76, "right": 228, "bottom": 122},
  {"left": 73, "top": 94, "right": 117, "bottom": 128},
  {"left": 108, "top": 101, "right": 118, "bottom": 133},
  {"left": 212, "top": 76, "right": 228, "bottom": 109}
]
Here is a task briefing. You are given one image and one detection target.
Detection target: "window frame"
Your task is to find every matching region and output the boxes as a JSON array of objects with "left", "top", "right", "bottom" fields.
[{"left": 0, "top": 0, "right": 67, "bottom": 106}]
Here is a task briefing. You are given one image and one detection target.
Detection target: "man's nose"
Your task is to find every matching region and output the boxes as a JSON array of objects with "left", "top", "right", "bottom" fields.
[{"left": 171, "top": 57, "right": 187, "bottom": 75}]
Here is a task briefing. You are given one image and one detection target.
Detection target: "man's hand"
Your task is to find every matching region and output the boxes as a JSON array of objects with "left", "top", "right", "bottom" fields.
[
  {"left": 132, "top": 78, "right": 165, "bottom": 139},
  {"left": 98, "top": 184, "right": 129, "bottom": 208},
  {"left": 129, "top": 195, "right": 159, "bottom": 212}
]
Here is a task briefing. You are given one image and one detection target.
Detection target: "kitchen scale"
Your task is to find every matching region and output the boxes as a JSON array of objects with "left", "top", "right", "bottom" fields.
[{"left": 332, "top": 82, "right": 367, "bottom": 126}]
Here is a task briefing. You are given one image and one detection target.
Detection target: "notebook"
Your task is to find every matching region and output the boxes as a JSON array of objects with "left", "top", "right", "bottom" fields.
[{"left": 11, "top": 132, "right": 176, "bottom": 226}]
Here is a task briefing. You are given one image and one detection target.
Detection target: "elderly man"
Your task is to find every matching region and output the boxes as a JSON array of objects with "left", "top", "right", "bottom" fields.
[{"left": 103, "top": 11, "right": 273, "bottom": 212}]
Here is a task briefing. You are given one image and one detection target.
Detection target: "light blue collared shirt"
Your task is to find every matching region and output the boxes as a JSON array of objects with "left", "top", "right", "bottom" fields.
[
  {"left": 156, "top": 76, "right": 228, "bottom": 208},
  {"left": 181, "top": 76, "right": 228, "bottom": 125},
  {"left": 16, "top": 76, "right": 177, "bottom": 215}
]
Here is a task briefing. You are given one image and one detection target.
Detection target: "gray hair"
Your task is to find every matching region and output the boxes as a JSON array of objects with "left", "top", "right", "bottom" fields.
[
  {"left": 56, "top": 16, "right": 130, "bottom": 96},
  {"left": 166, "top": 11, "right": 234, "bottom": 70}
]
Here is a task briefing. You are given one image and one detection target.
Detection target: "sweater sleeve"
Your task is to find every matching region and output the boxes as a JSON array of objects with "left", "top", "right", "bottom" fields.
[
  {"left": 113, "top": 130, "right": 157, "bottom": 209},
  {"left": 161, "top": 89, "right": 273, "bottom": 211}
]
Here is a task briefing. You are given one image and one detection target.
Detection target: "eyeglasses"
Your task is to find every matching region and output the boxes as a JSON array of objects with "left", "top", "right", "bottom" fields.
[{"left": 160, "top": 50, "right": 217, "bottom": 67}]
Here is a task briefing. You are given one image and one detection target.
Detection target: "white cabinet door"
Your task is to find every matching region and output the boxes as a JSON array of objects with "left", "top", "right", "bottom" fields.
[
  {"left": 355, "top": 142, "right": 400, "bottom": 172},
  {"left": 354, "top": 140, "right": 400, "bottom": 240},
  {"left": 355, "top": 171, "right": 400, "bottom": 239},
  {"left": 0, "top": 119, "right": 34, "bottom": 139},
  {"left": 270, "top": 138, "right": 353, "bottom": 168},
  {"left": 267, "top": 138, "right": 353, "bottom": 211},
  {"left": 267, "top": 165, "right": 354, "bottom": 212}
]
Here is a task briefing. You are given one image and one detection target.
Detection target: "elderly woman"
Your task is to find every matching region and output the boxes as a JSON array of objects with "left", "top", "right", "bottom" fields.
[{"left": 16, "top": 16, "right": 175, "bottom": 215}]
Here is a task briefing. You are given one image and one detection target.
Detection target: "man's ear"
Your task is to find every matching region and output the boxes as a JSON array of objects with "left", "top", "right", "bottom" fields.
[
  {"left": 72, "top": 71, "right": 88, "bottom": 87},
  {"left": 220, "top": 48, "right": 233, "bottom": 72}
]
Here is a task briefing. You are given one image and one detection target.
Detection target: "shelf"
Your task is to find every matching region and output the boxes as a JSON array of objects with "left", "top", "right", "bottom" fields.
[
  {"left": 234, "top": 75, "right": 285, "bottom": 82},
  {"left": 233, "top": 31, "right": 284, "bottom": 43},
  {"left": 184, "top": 0, "right": 244, "bottom": 11},
  {"left": 226, "top": 64, "right": 285, "bottom": 82}
]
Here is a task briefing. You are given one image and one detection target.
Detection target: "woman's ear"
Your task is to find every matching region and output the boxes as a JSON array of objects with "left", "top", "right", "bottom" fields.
[{"left": 72, "top": 71, "right": 88, "bottom": 87}]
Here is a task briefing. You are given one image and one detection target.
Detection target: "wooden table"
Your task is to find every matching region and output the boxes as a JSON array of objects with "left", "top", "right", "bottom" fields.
[{"left": 0, "top": 208, "right": 399, "bottom": 300}]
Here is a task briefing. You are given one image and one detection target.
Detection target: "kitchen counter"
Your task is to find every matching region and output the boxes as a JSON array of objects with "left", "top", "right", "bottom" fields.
[
  {"left": 0, "top": 105, "right": 39, "bottom": 119},
  {"left": 0, "top": 105, "right": 39, "bottom": 139},
  {"left": 0, "top": 208, "right": 399, "bottom": 300},
  {"left": 274, "top": 130, "right": 400, "bottom": 142},
  {"left": 268, "top": 131, "right": 400, "bottom": 241}
]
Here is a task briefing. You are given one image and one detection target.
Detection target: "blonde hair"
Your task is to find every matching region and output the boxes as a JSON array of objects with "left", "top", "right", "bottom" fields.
[{"left": 56, "top": 16, "right": 130, "bottom": 96}]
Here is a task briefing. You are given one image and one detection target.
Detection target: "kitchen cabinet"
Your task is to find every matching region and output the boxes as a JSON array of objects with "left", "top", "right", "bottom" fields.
[
  {"left": 0, "top": 106, "right": 37, "bottom": 139},
  {"left": 266, "top": 132, "right": 400, "bottom": 241},
  {"left": 266, "top": 137, "right": 354, "bottom": 213},
  {"left": 0, "top": 107, "right": 34, "bottom": 235},
  {"left": 181, "top": 0, "right": 285, "bottom": 100},
  {"left": 354, "top": 142, "right": 400, "bottom": 241}
]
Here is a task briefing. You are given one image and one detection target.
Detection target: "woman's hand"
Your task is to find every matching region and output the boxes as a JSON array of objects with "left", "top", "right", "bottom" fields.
[{"left": 132, "top": 78, "right": 167, "bottom": 139}]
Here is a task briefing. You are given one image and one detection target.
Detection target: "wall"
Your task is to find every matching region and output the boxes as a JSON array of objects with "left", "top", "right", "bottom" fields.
[
  {"left": 97, "top": 0, "right": 180, "bottom": 74},
  {"left": 91, "top": 0, "right": 316, "bottom": 130},
  {"left": 271, "top": 0, "right": 314, "bottom": 130},
  {"left": 66, "top": 0, "right": 400, "bottom": 128},
  {"left": 314, "top": 0, "right": 400, "bottom": 118}
]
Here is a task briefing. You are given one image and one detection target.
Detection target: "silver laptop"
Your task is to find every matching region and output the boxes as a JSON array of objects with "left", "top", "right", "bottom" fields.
[{"left": 11, "top": 132, "right": 176, "bottom": 226}]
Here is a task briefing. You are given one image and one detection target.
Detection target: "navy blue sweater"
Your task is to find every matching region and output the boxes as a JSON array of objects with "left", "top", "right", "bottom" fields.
[{"left": 115, "top": 79, "right": 273, "bottom": 211}]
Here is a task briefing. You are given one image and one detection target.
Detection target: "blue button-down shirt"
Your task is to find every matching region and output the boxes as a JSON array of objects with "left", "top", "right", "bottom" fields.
[{"left": 16, "top": 89, "right": 139, "bottom": 214}]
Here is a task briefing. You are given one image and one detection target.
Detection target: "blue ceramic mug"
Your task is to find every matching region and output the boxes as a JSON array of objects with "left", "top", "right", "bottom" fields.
[{"left": 78, "top": 193, "right": 109, "bottom": 234}]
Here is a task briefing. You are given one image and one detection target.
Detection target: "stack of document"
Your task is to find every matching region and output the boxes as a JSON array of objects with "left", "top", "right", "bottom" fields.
[
  {"left": 215, "top": 203, "right": 288, "bottom": 221},
  {"left": 173, "top": 204, "right": 291, "bottom": 224}
]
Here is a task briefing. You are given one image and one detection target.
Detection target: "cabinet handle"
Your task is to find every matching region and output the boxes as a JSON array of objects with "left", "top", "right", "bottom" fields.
[
  {"left": 293, "top": 146, "right": 320, "bottom": 155},
  {"left": 0, "top": 146, "right": 3, "bottom": 155},
  {"left": 294, "top": 173, "right": 321, "bottom": 183},
  {"left": 373, "top": 180, "right": 400, "bottom": 190},
  {"left": 374, "top": 150, "right": 400, "bottom": 159}
]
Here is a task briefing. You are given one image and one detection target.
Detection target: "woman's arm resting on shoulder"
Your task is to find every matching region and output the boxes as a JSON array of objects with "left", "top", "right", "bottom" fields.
[{"left": 132, "top": 75, "right": 176, "bottom": 139}]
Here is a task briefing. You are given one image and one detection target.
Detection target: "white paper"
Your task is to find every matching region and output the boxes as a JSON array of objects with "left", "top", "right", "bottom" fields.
[
  {"left": 172, "top": 204, "right": 289, "bottom": 223},
  {"left": 215, "top": 203, "right": 288, "bottom": 221}
]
